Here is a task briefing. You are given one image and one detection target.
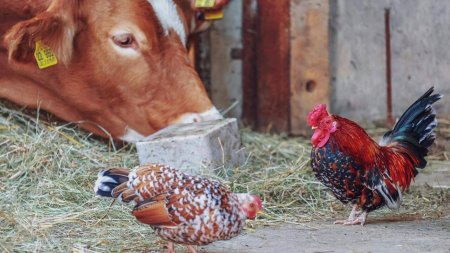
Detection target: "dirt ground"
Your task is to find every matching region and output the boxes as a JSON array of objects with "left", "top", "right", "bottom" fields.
[{"left": 201, "top": 217, "right": 450, "bottom": 253}]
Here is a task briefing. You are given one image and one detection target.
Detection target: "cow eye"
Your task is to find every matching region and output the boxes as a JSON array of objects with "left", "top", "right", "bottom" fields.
[{"left": 112, "top": 33, "right": 136, "bottom": 48}]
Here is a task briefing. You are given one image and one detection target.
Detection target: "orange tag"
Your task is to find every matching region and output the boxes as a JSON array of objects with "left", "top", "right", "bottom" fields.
[
  {"left": 204, "top": 10, "right": 224, "bottom": 20},
  {"left": 195, "top": 0, "right": 215, "bottom": 8},
  {"left": 34, "top": 41, "right": 58, "bottom": 69}
]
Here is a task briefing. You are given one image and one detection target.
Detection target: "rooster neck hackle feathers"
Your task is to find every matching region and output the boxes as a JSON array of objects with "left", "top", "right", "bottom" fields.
[{"left": 328, "top": 116, "right": 381, "bottom": 166}]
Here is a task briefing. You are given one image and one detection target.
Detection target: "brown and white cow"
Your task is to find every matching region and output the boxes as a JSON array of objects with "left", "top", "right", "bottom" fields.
[{"left": 0, "top": 0, "right": 226, "bottom": 142}]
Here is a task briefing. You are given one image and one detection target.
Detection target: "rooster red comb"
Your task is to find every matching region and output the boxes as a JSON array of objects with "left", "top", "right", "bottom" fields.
[{"left": 307, "top": 104, "right": 329, "bottom": 127}]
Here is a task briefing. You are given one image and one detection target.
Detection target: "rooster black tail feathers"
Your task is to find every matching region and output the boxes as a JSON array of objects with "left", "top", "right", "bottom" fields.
[
  {"left": 94, "top": 168, "right": 129, "bottom": 197},
  {"left": 381, "top": 87, "right": 442, "bottom": 169}
]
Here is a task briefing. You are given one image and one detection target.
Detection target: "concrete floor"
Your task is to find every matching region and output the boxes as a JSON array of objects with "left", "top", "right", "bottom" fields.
[{"left": 201, "top": 217, "right": 450, "bottom": 253}]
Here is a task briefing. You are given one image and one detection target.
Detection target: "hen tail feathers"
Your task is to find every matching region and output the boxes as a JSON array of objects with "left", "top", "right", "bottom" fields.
[{"left": 94, "top": 168, "right": 130, "bottom": 198}]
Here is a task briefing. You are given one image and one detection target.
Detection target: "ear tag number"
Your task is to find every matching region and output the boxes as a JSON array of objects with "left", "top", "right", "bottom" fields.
[{"left": 34, "top": 41, "right": 58, "bottom": 69}]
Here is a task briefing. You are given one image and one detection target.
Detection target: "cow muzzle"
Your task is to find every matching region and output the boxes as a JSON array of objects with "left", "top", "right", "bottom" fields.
[{"left": 173, "top": 106, "right": 223, "bottom": 124}]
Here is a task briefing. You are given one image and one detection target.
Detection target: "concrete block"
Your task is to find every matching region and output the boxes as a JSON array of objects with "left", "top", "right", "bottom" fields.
[{"left": 136, "top": 118, "right": 245, "bottom": 175}]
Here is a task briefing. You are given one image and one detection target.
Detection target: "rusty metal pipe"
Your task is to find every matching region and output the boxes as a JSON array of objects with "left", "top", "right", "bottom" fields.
[{"left": 385, "top": 8, "right": 394, "bottom": 127}]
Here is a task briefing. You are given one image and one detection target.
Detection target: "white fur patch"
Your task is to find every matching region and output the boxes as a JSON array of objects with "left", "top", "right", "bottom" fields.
[
  {"left": 199, "top": 107, "right": 224, "bottom": 121},
  {"left": 119, "top": 128, "right": 147, "bottom": 143},
  {"left": 119, "top": 107, "right": 222, "bottom": 142},
  {"left": 174, "top": 106, "right": 223, "bottom": 124},
  {"left": 147, "top": 0, "right": 186, "bottom": 46},
  {"left": 111, "top": 45, "right": 140, "bottom": 57}
]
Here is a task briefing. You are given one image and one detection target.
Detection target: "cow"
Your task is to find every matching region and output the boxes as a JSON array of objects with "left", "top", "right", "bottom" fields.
[{"left": 0, "top": 0, "right": 228, "bottom": 143}]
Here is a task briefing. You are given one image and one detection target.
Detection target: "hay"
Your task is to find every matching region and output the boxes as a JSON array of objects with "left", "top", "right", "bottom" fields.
[{"left": 1, "top": 102, "right": 449, "bottom": 252}]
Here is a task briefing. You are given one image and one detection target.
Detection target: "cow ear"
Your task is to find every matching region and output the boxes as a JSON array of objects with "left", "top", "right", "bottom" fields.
[{"left": 4, "top": 0, "right": 78, "bottom": 66}]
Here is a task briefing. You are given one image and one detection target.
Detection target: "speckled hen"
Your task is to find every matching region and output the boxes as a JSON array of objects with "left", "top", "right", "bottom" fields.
[
  {"left": 308, "top": 87, "right": 442, "bottom": 225},
  {"left": 94, "top": 164, "right": 262, "bottom": 253}
]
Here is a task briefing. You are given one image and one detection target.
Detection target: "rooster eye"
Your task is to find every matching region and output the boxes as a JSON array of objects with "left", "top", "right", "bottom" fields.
[
  {"left": 112, "top": 33, "right": 136, "bottom": 48},
  {"left": 249, "top": 203, "right": 255, "bottom": 208}
]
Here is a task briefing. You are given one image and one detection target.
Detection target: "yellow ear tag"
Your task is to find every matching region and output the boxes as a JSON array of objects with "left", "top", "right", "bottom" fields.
[
  {"left": 195, "top": 0, "right": 216, "bottom": 8},
  {"left": 34, "top": 41, "right": 58, "bottom": 69},
  {"left": 204, "top": 10, "right": 224, "bottom": 20}
]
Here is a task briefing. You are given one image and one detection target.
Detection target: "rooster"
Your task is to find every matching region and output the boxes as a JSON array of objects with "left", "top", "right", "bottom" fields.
[
  {"left": 94, "top": 164, "right": 263, "bottom": 253},
  {"left": 308, "top": 87, "right": 442, "bottom": 225}
]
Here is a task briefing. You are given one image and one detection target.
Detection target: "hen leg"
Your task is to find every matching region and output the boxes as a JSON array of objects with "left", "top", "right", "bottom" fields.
[
  {"left": 186, "top": 245, "right": 198, "bottom": 253},
  {"left": 334, "top": 204, "right": 361, "bottom": 224},
  {"left": 166, "top": 242, "right": 175, "bottom": 253}
]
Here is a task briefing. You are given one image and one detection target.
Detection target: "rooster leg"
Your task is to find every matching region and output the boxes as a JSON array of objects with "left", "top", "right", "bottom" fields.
[
  {"left": 186, "top": 245, "right": 198, "bottom": 253},
  {"left": 166, "top": 242, "right": 175, "bottom": 253},
  {"left": 334, "top": 204, "right": 362, "bottom": 224}
]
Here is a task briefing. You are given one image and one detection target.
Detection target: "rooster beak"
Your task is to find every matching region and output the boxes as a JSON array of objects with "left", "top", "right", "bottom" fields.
[
  {"left": 312, "top": 126, "right": 317, "bottom": 130},
  {"left": 257, "top": 210, "right": 266, "bottom": 215}
]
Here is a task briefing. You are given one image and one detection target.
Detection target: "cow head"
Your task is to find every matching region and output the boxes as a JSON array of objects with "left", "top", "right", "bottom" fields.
[{"left": 3, "top": 0, "right": 223, "bottom": 142}]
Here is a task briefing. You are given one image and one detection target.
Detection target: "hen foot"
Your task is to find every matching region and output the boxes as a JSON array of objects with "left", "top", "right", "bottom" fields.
[
  {"left": 186, "top": 245, "right": 198, "bottom": 253},
  {"left": 166, "top": 242, "right": 175, "bottom": 253}
]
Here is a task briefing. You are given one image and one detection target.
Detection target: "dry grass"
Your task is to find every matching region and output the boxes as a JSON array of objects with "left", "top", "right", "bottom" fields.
[{"left": 0, "top": 102, "right": 449, "bottom": 252}]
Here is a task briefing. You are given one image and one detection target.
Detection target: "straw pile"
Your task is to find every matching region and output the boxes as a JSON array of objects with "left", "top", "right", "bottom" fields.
[{"left": 1, "top": 102, "right": 449, "bottom": 252}]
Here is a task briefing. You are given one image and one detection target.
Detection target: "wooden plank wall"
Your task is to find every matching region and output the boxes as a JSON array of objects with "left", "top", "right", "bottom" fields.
[
  {"left": 242, "top": 0, "right": 330, "bottom": 134},
  {"left": 290, "top": 0, "right": 330, "bottom": 135}
]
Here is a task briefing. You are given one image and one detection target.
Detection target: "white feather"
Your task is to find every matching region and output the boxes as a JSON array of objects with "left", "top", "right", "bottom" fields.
[
  {"left": 94, "top": 171, "right": 117, "bottom": 193},
  {"left": 375, "top": 183, "right": 402, "bottom": 209}
]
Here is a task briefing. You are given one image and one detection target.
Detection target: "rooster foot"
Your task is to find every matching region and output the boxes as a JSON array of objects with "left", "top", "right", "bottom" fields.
[
  {"left": 334, "top": 211, "right": 368, "bottom": 226},
  {"left": 333, "top": 219, "right": 352, "bottom": 224},
  {"left": 334, "top": 205, "right": 367, "bottom": 226}
]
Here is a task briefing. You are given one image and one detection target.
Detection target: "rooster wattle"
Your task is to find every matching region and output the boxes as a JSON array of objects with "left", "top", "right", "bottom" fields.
[
  {"left": 308, "top": 87, "right": 442, "bottom": 225},
  {"left": 94, "top": 164, "right": 262, "bottom": 253}
]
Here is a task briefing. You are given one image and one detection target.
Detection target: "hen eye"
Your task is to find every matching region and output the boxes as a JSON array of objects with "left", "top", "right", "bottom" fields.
[{"left": 112, "top": 33, "right": 136, "bottom": 48}]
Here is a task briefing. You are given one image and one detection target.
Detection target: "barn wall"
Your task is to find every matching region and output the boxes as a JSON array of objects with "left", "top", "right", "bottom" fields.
[
  {"left": 331, "top": 0, "right": 450, "bottom": 122},
  {"left": 205, "top": 0, "right": 450, "bottom": 130},
  {"left": 209, "top": 0, "right": 243, "bottom": 119}
]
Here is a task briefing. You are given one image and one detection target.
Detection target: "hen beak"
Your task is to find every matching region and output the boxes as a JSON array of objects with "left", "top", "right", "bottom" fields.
[
  {"left": 257, "top": 210, "right": 266, "bottom": 215},
  {"left": 312, "top": 126, "right": 317, "bottom": 130}
]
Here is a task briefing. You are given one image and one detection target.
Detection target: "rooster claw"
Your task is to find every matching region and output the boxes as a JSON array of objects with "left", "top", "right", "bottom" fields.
[
  {"left": 333, "top": 219, "right": 349, "bottom": 225},
  {"left": 335, "top": 219, "right": 365, "bottom": 226},
  {"left": 334, "top": 211, "right": 367, "bottom": 226}
]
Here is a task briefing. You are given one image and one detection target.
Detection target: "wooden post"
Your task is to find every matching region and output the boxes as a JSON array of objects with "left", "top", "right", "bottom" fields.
[
  {"left": 289, "top": 0, "right": 330, "bottom": 135},
  {"left": 242, "top": 0, "right": 258, "bottom": 128},
  {"left": 255, "top": 0, "right": 291, "bottom": 133}
]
